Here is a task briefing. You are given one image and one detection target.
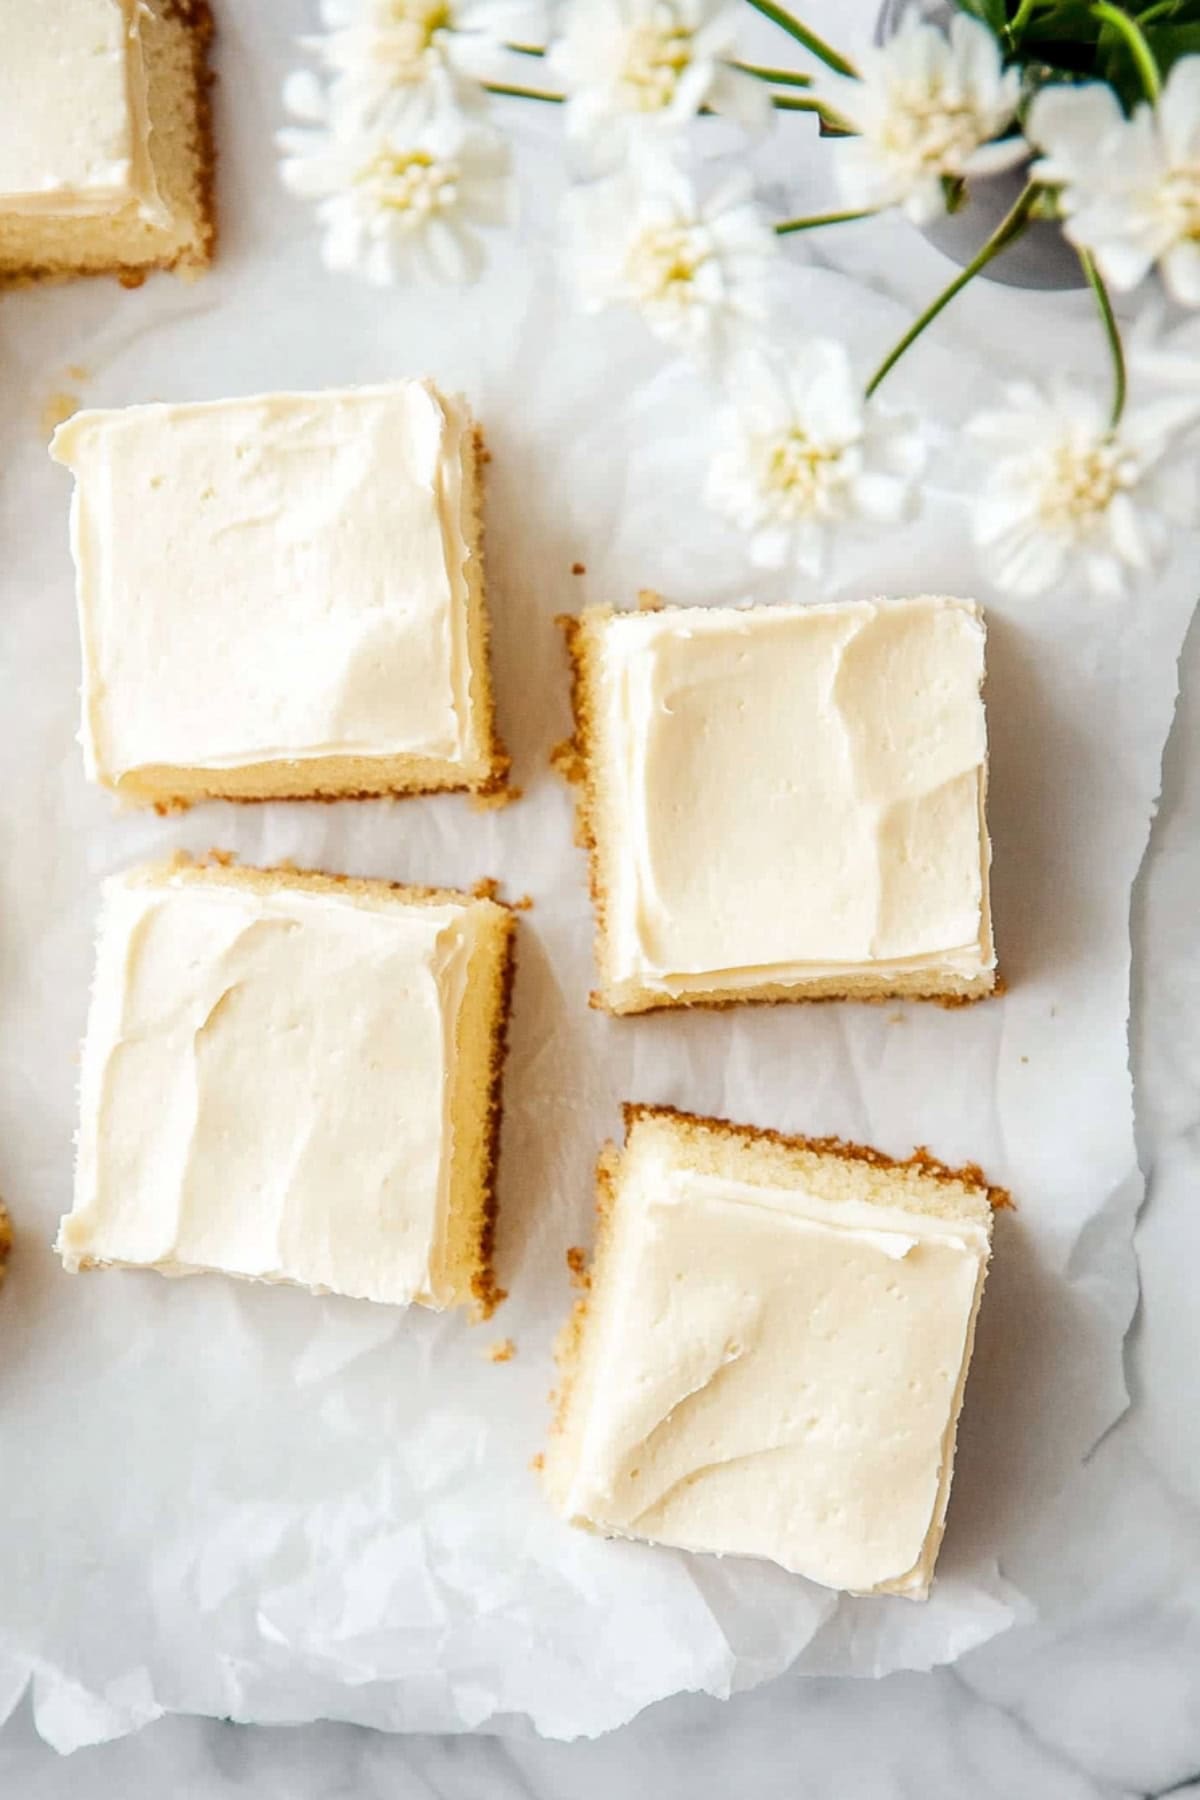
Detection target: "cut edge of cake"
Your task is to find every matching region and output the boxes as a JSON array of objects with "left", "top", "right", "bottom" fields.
[
  {"left": 67, "top": 853, "right": 517, "bottom": 1316},
  {"left": 92, "top": 419, "right": 510, "bottom": 810},
  {"left": 0, "top": 0, "right": 217, "bottom": 289},
  {"left": 558, "top": 599, "right": 999, "bottom": 1016}
]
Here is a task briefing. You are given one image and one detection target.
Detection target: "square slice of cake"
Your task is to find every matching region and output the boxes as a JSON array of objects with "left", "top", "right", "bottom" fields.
[
  {"left": 57, "top": 859, "right": 516, "bottom": 1312},
  {"left": 544, "top": 1107, "right": 999, "bottom": 1598},
  {"left": 0, "top": 0, "right": 215, "bottom": 286},
  {"left": 564, "top": 597, "right": 996, "bottom": 1013},
  {"left": 50, "top": 380, "right": 507, "bottom": 805}
]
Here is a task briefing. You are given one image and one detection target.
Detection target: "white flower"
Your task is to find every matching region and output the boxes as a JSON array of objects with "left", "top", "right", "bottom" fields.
[
  {"left": 706, "top": 340, "right": 926, "bottom": 574},
  {"left": 300, "top": 1, "right": 546, "bottom": 129},
  {"left": 564, "top": 154, "right": 778, "bottom": 367},
  {"left": 816, "top": 13, "right": 1025, "bottom": 225},
  {"left": 1129, "top": 299, "right": 1200, "bottom": 399},
  {"left": 279, "top": 101, "right": 513, "bottom": 283},
  {"left": 548, "top": 0, "right": 771, "bottom": 166},
  {"left": 967, "top": 380, "right": 1196, "bottom": 597},
  {"left": 1029, "top": 59, "right": 1200, "bottom": 305}
]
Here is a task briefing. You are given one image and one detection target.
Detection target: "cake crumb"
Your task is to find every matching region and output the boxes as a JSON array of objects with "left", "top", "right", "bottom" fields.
[
  {"left": 65, "top": 364, "right": 90, "bottom": 382},
  {"left": 471, "top": 1271, "right": 508, "bottom": 1320},
  {"left": 511, "top": 894, "right": 534, "bottom": 912},
  {"left": 41, "top": 390, "right": 79, "bottom": 434},
  {"left": 566, "top": 1246, "right": 591, "bottom": 1290},
  {"left": 571, "top": 562, "right": 586, "bottom": 576},
  {"left": 887, "top": 1011, "right": 904, "bottom": 1024},
  {"left": 206, "top": 848, "right": 236, "bottom": 867},
  {"left": 550, "top": 737, "right": 585, "bottom": 784},
  {"left": 471, "top": 877, "right": 501, "bottom": 901},
  {"left": 1020, "top": 1054, "right": 1029, "bottom": 1064},
  {"left": 470, "top": 784, "right": 522, "bottom": 812},
  {"left": 530, "top": 1451, "right": 545, "bottom": 1473},
  {"left": 488, "top": 1337, "right": 516, "bottom": 1364},
  {"left": 637, "top": 587, "right": 665, "bottom": 612}
]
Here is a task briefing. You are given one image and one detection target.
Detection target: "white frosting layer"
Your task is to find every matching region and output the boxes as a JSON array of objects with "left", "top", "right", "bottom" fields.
[
  {"left": 50, "top": 381, "right": 479, "bottom": 783},
  {"left": 596, "top": 599, "right": 994, "bottom": 997},
  {"left": 0, "top": 0, "right": 165, "bottom": 222},
  {"left": 557, "top": 1135, "right": 992, "bottom": 1596},
  {"left": 58, "top": 869, "right": 483, "bottom": 1309}
]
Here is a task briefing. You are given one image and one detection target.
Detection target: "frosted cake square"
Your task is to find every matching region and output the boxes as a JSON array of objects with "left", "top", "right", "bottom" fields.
[
  {"left": 0, "top": 0, "right": 214, "bottom": 285},
  {"left": 50, "top": 380, "right": 507, "bottom": 805},
  {"left": 563, "top": 597, "right": 996, "bottom": 1013},
  {"left": 57, "top": 860, "right": 515, "bottom": 1313},
  {"left": 544, "top": 1106, "right": 998, "bottom": 1598}
]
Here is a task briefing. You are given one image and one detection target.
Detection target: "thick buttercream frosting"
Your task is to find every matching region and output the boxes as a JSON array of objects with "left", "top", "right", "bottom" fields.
[
  {"left": 58, "top": 869, "right": 483, "bottom": 1308},
  {"left": 50, "top": 380, "right": 478, "bottom": 783},
  {"left": 557, "top": 1136, "right": 992, "bottom": 1596},
  {"left": 0, "top": 0, "right": 165, "bottom": 222},
  {"left": 596, "top": 598, "right": 994, "bottom": 996}
]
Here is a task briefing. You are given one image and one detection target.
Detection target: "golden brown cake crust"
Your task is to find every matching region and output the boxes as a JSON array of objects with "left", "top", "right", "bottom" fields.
[
  {"left": 621, "top": 1103, "right": 1012, "bottom": 1210},
  {"left": 469, "top": 922, "right": 517, "bottom": 1321},
  {"left": 0, "top": 0, "right": 217, "bottom": 290},
  {"left": 557, "top": 605, "right": 999, "bottom": 1015}
]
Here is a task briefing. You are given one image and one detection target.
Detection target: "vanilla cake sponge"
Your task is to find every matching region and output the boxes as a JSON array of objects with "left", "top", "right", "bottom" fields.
[
  {"left": 0, "top": 0, "right": 215, "bottom": 286},
  {"left": 57, "top": 859, "right": 516, "bottom": 1313},
  {"left": 50, "top": 380, "right": 507, "bottom": 805},
  {"left": 545, "top": 1107, "right": 1000, "bottom": 1598},
  {"left": 563, "top": 597, "right": 997, "bottom": 1013}
]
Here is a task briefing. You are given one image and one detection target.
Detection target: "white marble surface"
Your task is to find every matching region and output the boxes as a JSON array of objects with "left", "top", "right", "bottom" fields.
[{"left": 3, "top": 1, "right": 1200, "bottom": 1791}]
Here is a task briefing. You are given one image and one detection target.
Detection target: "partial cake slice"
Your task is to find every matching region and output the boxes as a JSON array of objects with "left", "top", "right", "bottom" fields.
[
  {"left": 0, "top": 0, "right": 215, "bottom": 286},
  {"left": 545, "top": 1106, "right": 1000, "bottom": 1599},
  {"left": 563, "top": 597, "right": 996, "bottom": 1013},
  {"left": 57, "top": 858, "right": 516, "bottom": 1313},
  {"left": 50, "top": 380, "right": 507, "bottom": 805}
]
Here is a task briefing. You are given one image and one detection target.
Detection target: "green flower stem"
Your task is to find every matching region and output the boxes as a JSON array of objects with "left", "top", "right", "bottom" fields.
[
  {"left": 482, "top": 81, "right": 563, "bottom": 102},
  {"left": 1079, "top": 248, "right": 1127, "bottom": 427},
  {"left": 503, "top": 41, "right": 546, "bottom": 57},
  {"left": 1004, "top": 0, "right": 1041, "bottom": 45},
  {"left": 775, "top": 208, "right": 876, "bottom": 234},
  {"left": 771, "top": 94, "right": 845, "bottom": 125},
  {"left": 745, "top": 0, "right": 857, "bottom": 78},
  {"left": 734, "top": 60, "right": 812, "bottom": 87},
  {"left": 864, "top": 183, "right": 1039, "bottom": 401},
  {"left": 1091, "top": 2, "right": 1162, "bottom": 101}
]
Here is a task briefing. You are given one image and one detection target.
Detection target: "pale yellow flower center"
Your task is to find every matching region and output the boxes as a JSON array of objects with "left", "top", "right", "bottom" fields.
[
  {"left": 357, "top": 148, "right": 458, "bottom": 222},
  {"left": 1038, "top": 440, "right": 1130, "bottom": 532},
  {"left": 881, "top": 76, "right": 991, "bottom": 174},
  {"left": 621, "top": 22, "right": 692, "bottom": 112},
  {"left": 625, "top": 224, "right": 707, "bottom": 306},
  {"left": 1157, "top": 163, "right": 1200, "bottom": 241},
  {"left": 375, "top": 0, "right": 452, "bottom": 76},
  {"left": 762, "top": 429, "right": 844, "bottom": 516}
]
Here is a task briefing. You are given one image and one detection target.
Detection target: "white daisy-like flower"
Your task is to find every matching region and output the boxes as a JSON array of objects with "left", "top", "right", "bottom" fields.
[
  {"left": 279, "top": 99, "right": 513, "bottom": 284},
  {"left": 706, "top": 340, "right": 926, "bottom": 574},
  {"left": 301, "top": 0, "right": 546, "bottom": 128},
  {"left": 1029, "top": 58, "right": 1200, "bottom": 305},
  {"left": 548, "top": 0, "right": 771, "bottom": 166},
  {"left": 967, "top": 380, "right": 1197, "bottom": 597},
  {"left": 815, "top": 13, "right": 1026, "bottom": 225},
  {"left": 564, "top": 153, "right": 779, "bottom": 368}
]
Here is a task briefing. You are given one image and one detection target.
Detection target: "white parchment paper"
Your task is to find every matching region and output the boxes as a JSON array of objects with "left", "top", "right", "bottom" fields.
[{"left": 0, "top": 2, "right": 1196, "bottom": 1750}]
